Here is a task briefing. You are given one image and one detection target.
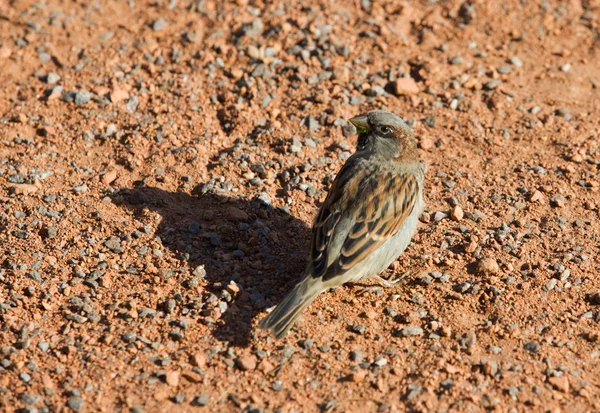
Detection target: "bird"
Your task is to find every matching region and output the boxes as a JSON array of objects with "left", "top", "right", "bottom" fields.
[{"left": 260, "top": 110, "right": 426, "bottom": 339}]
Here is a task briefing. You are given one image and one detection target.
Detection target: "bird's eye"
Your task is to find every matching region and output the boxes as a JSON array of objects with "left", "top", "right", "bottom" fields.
[{"left": 378, "top": 125, "right": 392, "bottom": 135}]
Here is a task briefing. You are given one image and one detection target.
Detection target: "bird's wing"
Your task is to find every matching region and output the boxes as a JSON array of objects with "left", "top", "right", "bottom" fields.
[{"left": 310, "top": 162, "right": 419, "bottom": 282}]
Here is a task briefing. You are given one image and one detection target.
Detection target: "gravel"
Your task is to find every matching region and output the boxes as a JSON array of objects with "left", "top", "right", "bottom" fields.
[{"left": 1, "top": 0, "right": 599, "bottom": 411}]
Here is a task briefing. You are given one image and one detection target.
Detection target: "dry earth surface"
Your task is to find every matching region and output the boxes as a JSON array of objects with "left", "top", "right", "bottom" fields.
[{"left": 1, "top": 0, "right": 600, "bottom": 412}]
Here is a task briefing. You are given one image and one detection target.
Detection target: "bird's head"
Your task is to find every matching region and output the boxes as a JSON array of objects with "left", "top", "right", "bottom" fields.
[{"left": 349, "top": 110, "right": 418, "bottom": 162}]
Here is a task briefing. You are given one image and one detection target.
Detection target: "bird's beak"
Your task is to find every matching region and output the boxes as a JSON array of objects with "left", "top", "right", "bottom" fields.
[{"left": 349, "top": 115, "right": 371, "bottom": 134}]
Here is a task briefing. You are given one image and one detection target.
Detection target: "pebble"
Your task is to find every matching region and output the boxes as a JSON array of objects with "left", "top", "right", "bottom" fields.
[
  {"left": 67, "top": 396, "right": 84, "bottom": 412},
  {"left": 126, "top": 95, "right": 139, "bottom": 112},
  {"left": 165, "top": 371, "right": 180, "bottom": 386},
  {"left": 450, "top": 55, "right": 464, "bottom": 65},
  {"left": 450, "top": 205, "right": 464, "bottom": 221},
  {"left": 8, "top": 183, "right": 39, "bottom": 196},
  {"left": 475, "top": 258, "right": 500, "bottom": 276},
  {"left": 72, "top": 184, "right": 88, "bottom": 194},
  {"left": 497, "top": 65, "right": 512, "bottom": 74},
  {"left": 152, "top": 18, "right": 168, "bottom": 31},
  {"left": 74, "top": 91, "right": 91, "bottom": 106},
  {"left": 392, "top": 77, "right": 419, "bottom": 95},
  {"left": 298, "top": 339, "right": 313, "bottom": 350},
  {"left": 46, "top": 72, "right": 61, "bottom": 84},
  {"left": 350, "top": 351, "right": 363, "bottom": 363},
  {"left": 351, "top": 370, "right": 367, "bottom": 382},
  {"left": 550, "top": 195, "right": 566, "bottom": 208},
  {"left": 20, "top": 393, "right": 41, "bottom": 405},
  {"left": 433, "top": 211, "right": 448, "bottom": 222},
  {"left": 398, "top": 325, "right": 424, "bottom": 337},
  {"left": 350, "top": 324, "right": 366, "bottom": 334},
  {"left": 548, "top": 375, "right": 569, "bottom": 393},
  {"left": 530, "top": 190, "right": 544, "bottom": 202},
  {"left": 191, "top": 394, "right": 209, "bottom": 406},
  {"left": 510, "top": 56, "right": 523, "bottom": 67},
  {"left": 543, "top": 279, "right": 557, "bottom": 292},
  {"left": 303, "top": 115, "right": 319, "bottom": 131},
  {"left": 227, "top": 207, "right": 248, "bottom": 222},
  {"left": 484, "top": 80, "right": 501, "bottom": 90},
  {"left": 235, "top": 355, "right": 257, "bottom": 371},
  {"left": 524, "top": 341, "right": 541, "bottom": 353}
]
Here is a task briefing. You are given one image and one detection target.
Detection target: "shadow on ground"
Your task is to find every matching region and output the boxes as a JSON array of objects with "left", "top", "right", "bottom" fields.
[{"left": 111, "top": 184, "right": 311, "bottom": 347}]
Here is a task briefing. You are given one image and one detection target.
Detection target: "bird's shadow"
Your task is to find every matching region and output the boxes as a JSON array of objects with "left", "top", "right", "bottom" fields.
[{"left": 110, "top": 184, "right": 311, "bottom": 348}]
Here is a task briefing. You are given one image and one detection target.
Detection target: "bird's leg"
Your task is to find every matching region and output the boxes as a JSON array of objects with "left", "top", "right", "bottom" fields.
[
  {"left": 356, "top": 271, "right": 411, "bottom": 295},
  {"left": 374, "top": 270, "right": 411, "bottom": 287}
]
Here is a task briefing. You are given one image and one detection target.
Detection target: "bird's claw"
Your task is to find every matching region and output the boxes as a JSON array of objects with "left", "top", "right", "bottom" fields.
[
  {"left": 356, "top": 286, "right": 383, "bottom": 296},
  {"left": 374, "top": 270, "right": 411, "bottom": 288}
]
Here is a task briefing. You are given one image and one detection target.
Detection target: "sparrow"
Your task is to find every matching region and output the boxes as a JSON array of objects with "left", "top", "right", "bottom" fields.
[{"left": 260, "top": 110, "right": 426, "bottom": 339}]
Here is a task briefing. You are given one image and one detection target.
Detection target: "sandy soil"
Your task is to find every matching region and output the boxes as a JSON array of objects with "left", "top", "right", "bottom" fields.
[{"left": 1, "top": 0, "right": 600, "bottom": 412}]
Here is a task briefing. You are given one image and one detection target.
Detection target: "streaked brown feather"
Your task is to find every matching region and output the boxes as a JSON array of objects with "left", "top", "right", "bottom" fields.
[{"left": 310, "top": 162, "right": 419, "bottom": 282}]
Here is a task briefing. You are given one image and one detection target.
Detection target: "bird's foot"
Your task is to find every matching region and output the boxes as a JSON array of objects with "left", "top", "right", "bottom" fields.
[
  {"left": 356, "top": 285, "right": 383, "bottom": 296},
  {"left": 373, "top": 270, "right": 411, "bottom": 288},
  {"left": 355, "top": 271, "right": 410, "bottom": 295}
]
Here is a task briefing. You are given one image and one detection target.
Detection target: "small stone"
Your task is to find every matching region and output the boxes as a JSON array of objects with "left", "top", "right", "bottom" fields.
[
  {"left": 364, "top": 85, "right": 385, "bottom": 97},
  {"left": 510, "top": 56, "right": 523, "bottom": 67},
  {"left": 110, "top": 89, "right": 129, "bottom": 103},
  {"left": 298, "top": 339, "right": 313, "bottom": 350},
  {"left": 46, "top": 72, "right": 61, "bottom": 85},
  {"left": 450, "top": 55, "right": 464, "bottom": 65},
  {"left": 484, "top": 80, "right": 501, "bottom": 90},
  {"left": 0, "top": 46, "right": 12, "bottom": 59},
  {"left": 74, "top": 91, "right": 91, "bottom": 106},
  {"left": 121, "top": 332, "right": 137, "bottom": 343},
  {"left": 332, "top": 66, "right": 350, "bottom": 82},
  {"left": 524, "top": 341, "right": 540, "bottom": 353},
  {"left": 548, "top": 375, "right": 569, "bottom": 393},
  {"left": 417, "top": 273, "right": 433, "bottom": 285},
  {"left": 191, "top": 394, "right": 209, "bottom": 406},
  {"left": 419, "top": 136, "right": 434, "bottom": 150},
  {"left": 20, "top": 393, "right": 41, "bottom": 405},
  {"left": 227, "top": 207, "right": 248, "bottom": 222},
  {"left": 550, "top": 195, "right": 566, "bottom": 208},
  {"left": 235, "top": 355, "right": 257, "bottom": 371},
  {"left": 152, "top": 18, "right": 168, "bottom": 31},
  {"left": 475, "top": 258, "right": 500, "bottom": 276},
  {"left": 165, "top": 371, "right": 180, "bottom": 387},
  {"left": 488, "top": 346, "right": 502, "bottom": 355},
  {"left": 191, "top": 352, "right": 206, "bottom": 367},
  {"left": 72, "top": 184, "right": 88, "bottom": 194},
  {"left": 481, "top": 360, "right": 498, "bottom": 377},
  {"left": 8, "top": 184, "right": 39, "bottom": 196},
  {"left": 104, "top": 236, "right": 123, "bottom": 253},
  {"left": 350, "top": 351, "right": 363, "bottom": 363},
  {"left": 399, "top": 325, "right": 423, "bottom": 337},
  {"left": 530, "top": 190, "right": 544, "bottom": 202},
  {"left": 350, "top": 324, "right": 366, "bottom": 334},
  {"left": 303, "top": 115, "right": 319, "bottom": 131},
  {"left": 102, "top": 170, "right": 118, "bottom": 185},
  {"left": 67, "top": 396, "right": 84, "bottom": 412},
  {"left": 126, "top": 95, "right": 139, "bottom": 112},
  {"left": 193, "top": 266, "right": 206, "bottom": 278},
  {"left": 450, "top": 205, "right": 464, "bottom": 221},
  {"left": 392, "top": 77, "right": 419, "bottom": 95},
  {"left": 543, "top": 279, "right": 557, "bottom": 292},
  {"left": 351, "top": 369, "right": 368, "bottom": 382},
  {"left": 433, "top": 211, "right": 448, "bottom": 222}
]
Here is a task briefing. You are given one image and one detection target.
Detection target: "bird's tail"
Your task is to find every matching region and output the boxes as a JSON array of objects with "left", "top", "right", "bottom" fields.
[{"left": 259, "top": 277, "right": 322, "bottom": 339}]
